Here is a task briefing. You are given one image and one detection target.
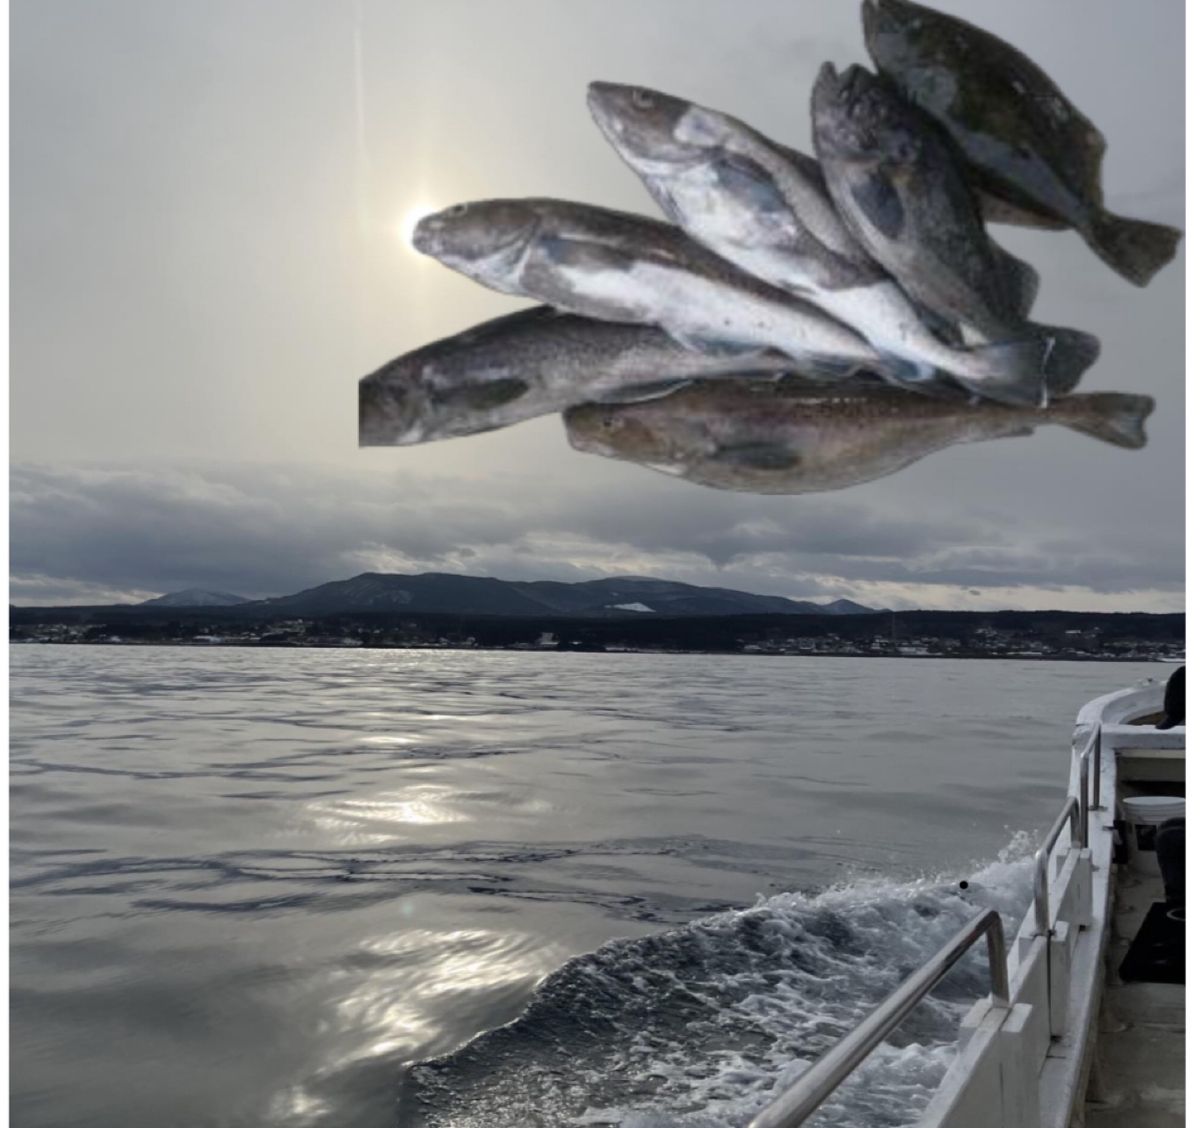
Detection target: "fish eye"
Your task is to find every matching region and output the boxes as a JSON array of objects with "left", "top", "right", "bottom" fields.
[
  {"left": 632, "top": 88, "right": 655, "bottom": 109},
  {"left": 447, "top": 203, "right": 469, "bottom": 218}
]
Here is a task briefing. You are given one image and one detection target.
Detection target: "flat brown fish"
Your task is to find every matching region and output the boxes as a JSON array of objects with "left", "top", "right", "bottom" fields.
[
  {"left": 564, "top": 379, "right": 1153, "bottom": 494},
  {"left": 863, "top": 0, "right": 1181, "bottom": 286}
]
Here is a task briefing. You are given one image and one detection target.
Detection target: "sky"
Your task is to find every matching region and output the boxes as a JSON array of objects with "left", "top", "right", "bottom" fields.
[{"left": 9, "top": 0, "right": 1185, "bottom": 611}]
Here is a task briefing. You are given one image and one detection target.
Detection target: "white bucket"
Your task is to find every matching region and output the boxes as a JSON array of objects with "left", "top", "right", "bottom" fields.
[{"left": 1121, "top": 796, "right": 1185, "bottom": 875}]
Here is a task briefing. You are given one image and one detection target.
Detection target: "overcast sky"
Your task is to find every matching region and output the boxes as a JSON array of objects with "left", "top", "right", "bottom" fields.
[{"left": 10, "top": 0, "right": 1184, "bottom": 611}]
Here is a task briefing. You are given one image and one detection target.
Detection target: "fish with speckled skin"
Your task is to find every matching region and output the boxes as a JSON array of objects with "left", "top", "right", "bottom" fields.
[
  {"left": 862, "top": 0, "right": 1181, "bottom": 286},
  {"left": 586, "top": 80, "right": 1087, "bottom": 405},
  {"left": 359, "top": 305, "right": 810, "bottom": 446},
  {"left": 810, "top": 63, "right": 1100, "bottom": 404},
  {"left": 412, "top": 198, "right": 911, "bottom": 384},
  {"left": 564, "top": 379, "right": 1153, "bottom": 494}
]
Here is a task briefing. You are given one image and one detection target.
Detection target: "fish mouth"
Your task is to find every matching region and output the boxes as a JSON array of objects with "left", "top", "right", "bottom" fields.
[
  {"left": 836, "top": 63, "right": 877, "bottom": 103},
  {"left": 586, "top": 81, "right": 628, "bottom": 118},
  {"left": 410, "top": 216, "right": 435, "bottom": 254},
  {"left": 586, "top": 82, "right": 633, "bottom": 149},
  {"left": 812, "top": 62, "right": 873, "bottom": 112},
  {"left": 586, "top": 81, "right": 696, "bottom": 166},
  {"left": 416, "top": 204, "right": 541, "bottom": 274},
  {"left": 812, "top": 63, "right": 880, "bottom": 152},
  {"left": 562, "top": 404, "right": 617, "bottom": 456},
  {"left": 359, "top": 375, "right": 424, "bottom": 446},
  {"left": 812, "top": 61, "right": 841, "bottom": 108},
  {"left": 410, "top": 210, "right": 454, "bottom": 255}
]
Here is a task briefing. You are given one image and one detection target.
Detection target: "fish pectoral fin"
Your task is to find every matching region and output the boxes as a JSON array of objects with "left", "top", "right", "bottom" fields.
[
  {"left": 665, "top": 329, "right": 767, "bottom": 357},
  {"left": 539, "top": 234, "right": 624, "bottom": 270},
  {"left": 849, "top": 170, "right": 905, "bottom": 240},
  {"left": 593, "top": 379, "right": 695, "bottom": 405},
  {"left": 431, "top": 378, "right": 531, "bottom": 410},
  {"left": 712, "top": 442, "right": 801, "bottom": 472}
]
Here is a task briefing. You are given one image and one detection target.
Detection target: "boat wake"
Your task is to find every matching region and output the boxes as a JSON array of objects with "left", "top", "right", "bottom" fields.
[{"left": 402, "top": 837, "right": 1036, "bottom": 1128}]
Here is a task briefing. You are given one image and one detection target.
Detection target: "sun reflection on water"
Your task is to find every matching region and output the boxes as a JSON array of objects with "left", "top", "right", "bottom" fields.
[
  {"left": 266, "top": 926, "right": 557, "bottom": 1120},
  {"left": 307, "top": 783, "right": 466, "bottom": 843}
]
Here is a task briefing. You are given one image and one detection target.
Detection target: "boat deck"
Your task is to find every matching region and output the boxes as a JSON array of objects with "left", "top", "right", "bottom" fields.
[{"left": 1085, "top": 867, "right": 1185, "bottom": 1126}]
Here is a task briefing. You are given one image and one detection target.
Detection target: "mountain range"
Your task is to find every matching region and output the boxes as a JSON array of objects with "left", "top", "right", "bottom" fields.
[
  {"left": 140, "top": 589, "right": 251, "bottom": 608},
  {"left": 142, "top": 573, "right": 875, "bottom": 618}
]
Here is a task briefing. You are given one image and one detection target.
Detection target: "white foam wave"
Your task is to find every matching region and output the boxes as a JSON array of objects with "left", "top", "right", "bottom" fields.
[{"left": 405, "top": 836, "right": 1037, "bottom": 1128}]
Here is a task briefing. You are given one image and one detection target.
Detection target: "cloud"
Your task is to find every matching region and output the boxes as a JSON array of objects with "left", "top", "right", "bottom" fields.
[
  {"left": 8, "top": 573, "right": 163, "bottom": 607},
  {"left": 9, "top": 460, "right": 1184, "bottom": 611}
]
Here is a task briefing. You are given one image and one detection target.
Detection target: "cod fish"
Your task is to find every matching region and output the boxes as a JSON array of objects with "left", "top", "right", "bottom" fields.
[
  {"left": 412, "top": 197, "right": 902, "bottom": 382},
  {"left": 359, "top": 305, "right": 805, "bottom": 445},
  {"left": 564, "top": 379, "right": 1153, "bottom": 495},
  {"left": 811, "top": 63, "right": 1100, "bottom": 400},
  {"left": 587, "top": 80, "right": 1085, "bottom": 405},
  {"left": 863, "top": 0, "right": 1181, "bottom": 286}
]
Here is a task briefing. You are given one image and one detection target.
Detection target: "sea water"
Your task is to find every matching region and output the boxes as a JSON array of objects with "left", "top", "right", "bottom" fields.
[{"left": 9, "top": 646, "right": 1161, "bottom": 1128}]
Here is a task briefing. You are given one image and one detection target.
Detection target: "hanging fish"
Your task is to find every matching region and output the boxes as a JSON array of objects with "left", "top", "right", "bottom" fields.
[
  {"left": 412, "top": 198, "right": 908, "bottom": 384},
  {"left": 862, "top": 0, "right": 1181, "bottom": 286},
  {"left": 586, "top": 80, "right": 1086, "bottom": 404},
  {"left": 359, "top": 305, "right": 803, "bottom": 445},
  {"left": 810, "top": 63, "right": 1100, "bottom": 402},
  {"left": 565, "top": 379, "right": 1152, "bottom": 494}
]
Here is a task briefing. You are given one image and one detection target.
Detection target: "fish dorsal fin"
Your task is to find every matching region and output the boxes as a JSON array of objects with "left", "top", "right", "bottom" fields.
[{"left": 988, "top": 238, "right": 1040, "bottom": 319}]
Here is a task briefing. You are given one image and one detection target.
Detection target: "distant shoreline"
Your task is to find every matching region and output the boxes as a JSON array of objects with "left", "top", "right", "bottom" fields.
[
  {"left": 12, "top": 601, "right": 1182, "bottom": 664},
  {"left": 11, "top": 639, "right": 1181, "bottom": 664}
]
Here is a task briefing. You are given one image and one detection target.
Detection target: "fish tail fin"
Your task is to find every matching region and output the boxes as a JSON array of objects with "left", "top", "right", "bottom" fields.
[
  {"left": 1053, "top": 393, "right": 1155, "bottom": 450},
  {"left": 1030, "top": 324, "right": 1102, "bottom": 397},
  {"left": 1085, "top": 210, "right": 1182, "bottom": 287},
  {"left": 954, "top": 324, "right": 1099, "bottom": 405},
  {"left": 953, "top": 337, "right": 1048, "bottom": 406}
]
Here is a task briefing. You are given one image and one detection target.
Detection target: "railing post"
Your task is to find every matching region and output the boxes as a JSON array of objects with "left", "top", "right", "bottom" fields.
[
  {"left": 1090, "top": 723, "right": 1103, "bottom": 811},
  {"left": 985, "top": 912, "right": 1010, "bottom": 1006},
  {"left": 1034, "top": 849, "right": 1049, "bottom": 937},
  {"left": 1076, "top": 758, "right": 1089, "bottom": 849}
]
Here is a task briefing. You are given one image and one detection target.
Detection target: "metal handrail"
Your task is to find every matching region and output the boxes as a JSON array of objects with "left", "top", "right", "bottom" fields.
[
  {"left": 747, "top": 909, "right": 1010, "bottom": 1128},
  {"left": 1033, "top": 796, "right": 1082, "bottom": 936}
]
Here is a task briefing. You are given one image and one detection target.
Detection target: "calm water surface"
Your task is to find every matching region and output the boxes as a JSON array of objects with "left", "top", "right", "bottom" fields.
[{"left": 9, "top": 647, "right": 1161, "bottom": 1127}]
